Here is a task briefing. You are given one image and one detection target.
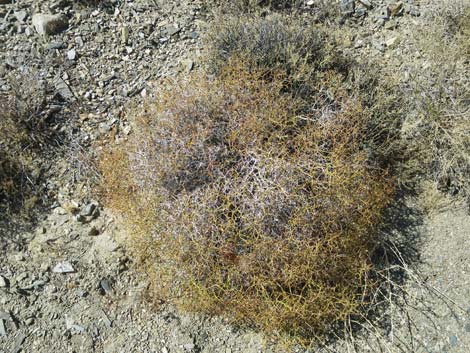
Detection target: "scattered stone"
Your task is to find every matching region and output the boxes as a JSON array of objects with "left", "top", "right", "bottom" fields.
[
  {"left": 0, "top": 318, "right": 6, "bottom": 336},
  {"left": 182, "top": 59, "right": 194, "bottom": 73},
  {"left": 372, "top": 41, "right": 385, "bottom": 52},
  {"left": 32, "top": 13, "right": 68, "bottom": 35},
  {"left": 378, "top": 7, "right": 391, "bottom": 20},
  {"left": 384, "top": 20, "right": 397, "bottom": 30},
  {"left": 0, "top": 275, "right": 8, "bottom": 288},
  {"left": 14, "top": 10, "right": 27, "bottom": 22},
  {"left": 81, "top": 203, "right": 96, "bottom": 217},
  {"left": 12, "top": 332, "right": 27, "bottom": 353},
  {"left": 389, "top": 2, "right": 404, "bottom": 17},
  {"left": 183, "top": 343, "right": 195, "bottom": 351},
  {"left": 22, "top": 279, "right": 47, "bottom": 291},
  {"left": 67, "top": 48, "right": 77, "bottom": 61},
  {"left": 65, "top": 316, "right": 86, "bottom": 333},
  {"left": 340, "top": 0, "right": 355, "bottom": 16},
  {"left": 354, "top": 7, "right": 367, "bottom": 17},
  {"left": 46, "top": 41, "right": 66, "bottom": 50},
  {"left": 357, "top": 0, "right": 372, "bottom": 9},
  {"left": 99, "top": 278, "right": 113, "bottom": 295},
  {"left": 121, "top": 26, "right": 129, "bottom": 45},
  {"left": 100, "top": 309, "right": 112, "bottom": 328},
  {"left": 76, "top": 214, "right": 86, "bottom": 223},
  {"left": 49, "top": 0, "right": 70, "bottom": 11},
  {"left": 53, "top": 76, "right": 75, "bottom": 101},
  {"left": 75, "top": 36, "right": 84, "bottom": 47},
  {"left": 52, "top": 261, "right": 75, "bottom": 274},
  {"left": 14, "top": 253, "right": 25, "bottom": 262},
  {"left": 385, "top": 36, "right": 398, "bottom": 48},
  {"left": 408, "top": 6, "right": 420, "bottom": 17},
  {"left": 449, "top": 335, "right": 458, "bottom": 347}
]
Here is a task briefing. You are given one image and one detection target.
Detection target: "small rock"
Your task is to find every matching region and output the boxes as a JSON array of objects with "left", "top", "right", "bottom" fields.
[
  {"left": 385, "top": 36, "right": 398, "bottom": 48},
  {"left": 121, "top": 26, "right": 129, "bottom": 45},
  {"left": 357, "top": 0, "right": 372, "bottom": 9},
  {"left": 14, "top": 253, "right": 25, "bottom": 262},
  {"left": 67, "top": 48, "right": 77, "bottom": 60},
  {"left": 162, "top": 347, "right": 169, "bottom": 353},
  {"left": 75, "top": 36, "right": 84, "bottom": 47},
  {"left": 372, "top": 41, "right": 385, "bottom": 52},
  {"left": 25, "top": 317, "right": 34, "bottom": 326},
  {"left": 183, "top": 343, "right": 195, "bottom": 351},
  {"left": 46, "top": 41, "right": 66, "bottom": 50},
  {"left": 75, "top": 214, "right": 86, "bottom": 223},
  {"left": 354, "top": 8, "right": 367, "bottom": 17},
  {"left": 32, "top": 13, "right": 68, "bottom": 35},
  {"left": 12, "top": 332, "right": 26, "bottom": 353},
  {"left": 81, "top": 203, "right": 96, "bottom": 217},
  {"left": 388, "top": 2, "right": 404, "bottom": 17},
  {"left": 306, "top": 0, "right": 314, "bottom": 6},
  {"left": 182, "top": 59, "right": 194, "bottom": 73},
  {"left": 52, "top": 261, "right": 75, "bottom": 273},
  {"left": 0, "top": 319, "right": 5, "bottom": 336},
  {"left": 0, "top": 275, "right": 8, "bottom": 288},
  {"left": 408, "top": 6, "right": 420, "bottom": 16},
  {"left": 449, "top": 335, "right": 458, "bottom": 346},
  {"left": 99, "top": 278, "right": 113, "bottom": 295},
  {"left": 384, "top": 20, "right": 397, "bottom": 30},
  {"left": 53, "top": 76, "right": 75, "bottom": 101},
  {"left": 465, "top": 322, "right": 470, "bottom": 332},
  {"left": 340, "top": 0, "right": 355, "bottom": 16},
  {"left": 14, "top": 10, "right": 27, "bottom": 22},
  {"left": 15, "top": 272, "right": 28, "bottom": 282},
  {"left": 49, "top": 0, "right": 70, "bottom": 11},
  {"left": 378, "top": 7, "right": 391, "bottom": 20},
  {"left": 376, "top": 18, "right": 386, "bottom": 27}
]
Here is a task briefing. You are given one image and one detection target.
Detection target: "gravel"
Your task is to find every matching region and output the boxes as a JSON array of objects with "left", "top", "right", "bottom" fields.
[{"left": 1, "top": 0, "right": 469, "bottom": 352}]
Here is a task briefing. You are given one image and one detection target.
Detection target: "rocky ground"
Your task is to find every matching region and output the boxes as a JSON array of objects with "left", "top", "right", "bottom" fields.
[{"left": 1, "top": 0, "right": 469, "bottom": 352}]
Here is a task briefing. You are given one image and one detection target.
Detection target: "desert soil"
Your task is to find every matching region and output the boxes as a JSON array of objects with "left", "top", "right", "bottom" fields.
[{"left": 1, "top": 0, "right": 469, "bottom": 352}]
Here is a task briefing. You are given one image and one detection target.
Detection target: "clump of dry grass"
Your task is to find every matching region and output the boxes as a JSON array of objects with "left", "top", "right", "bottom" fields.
[
  {"left": 0, "top": 72, "right": 64, "bottom": 217},
  {"left": 101, "top": 53, "right": 396, "bottom": 343},
  {"left": 401, "top": 3, "right": 470, "bottom": 202},
  {"left": 206, "top": 0, "right": 297, "bottom": 13},
  {"left": 206, "top": 15, "right": 348, "bottom": 83}
]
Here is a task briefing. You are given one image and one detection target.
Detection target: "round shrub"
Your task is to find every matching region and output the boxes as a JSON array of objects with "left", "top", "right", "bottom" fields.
[{"left": 101, "top": 59, "right": 394, "bottom": 342}]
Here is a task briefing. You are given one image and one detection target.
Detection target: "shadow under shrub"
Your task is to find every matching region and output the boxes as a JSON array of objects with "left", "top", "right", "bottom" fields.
[{"left": 101, "top": 56, "right": 395, "bottom": 343}]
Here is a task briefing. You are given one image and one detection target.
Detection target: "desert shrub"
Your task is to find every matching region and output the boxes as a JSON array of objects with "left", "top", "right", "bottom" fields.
[
  {"left": 207, "top": 15, "right": 402, "bottom": 168},
  {"left": 205, "top": 0, "right": 297, "bottom": 13},
  {"left": 101, "top": 56, "right": 395, "bottom": 343},
  {"left": 401, "top": 4, "right": 470, "bottom": 202},
  {"left": 207, "top": 15, "right": 348, "bottom": 84},
  {"left": 0, "top": 72, "right": 64, "bottom": 217}
]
